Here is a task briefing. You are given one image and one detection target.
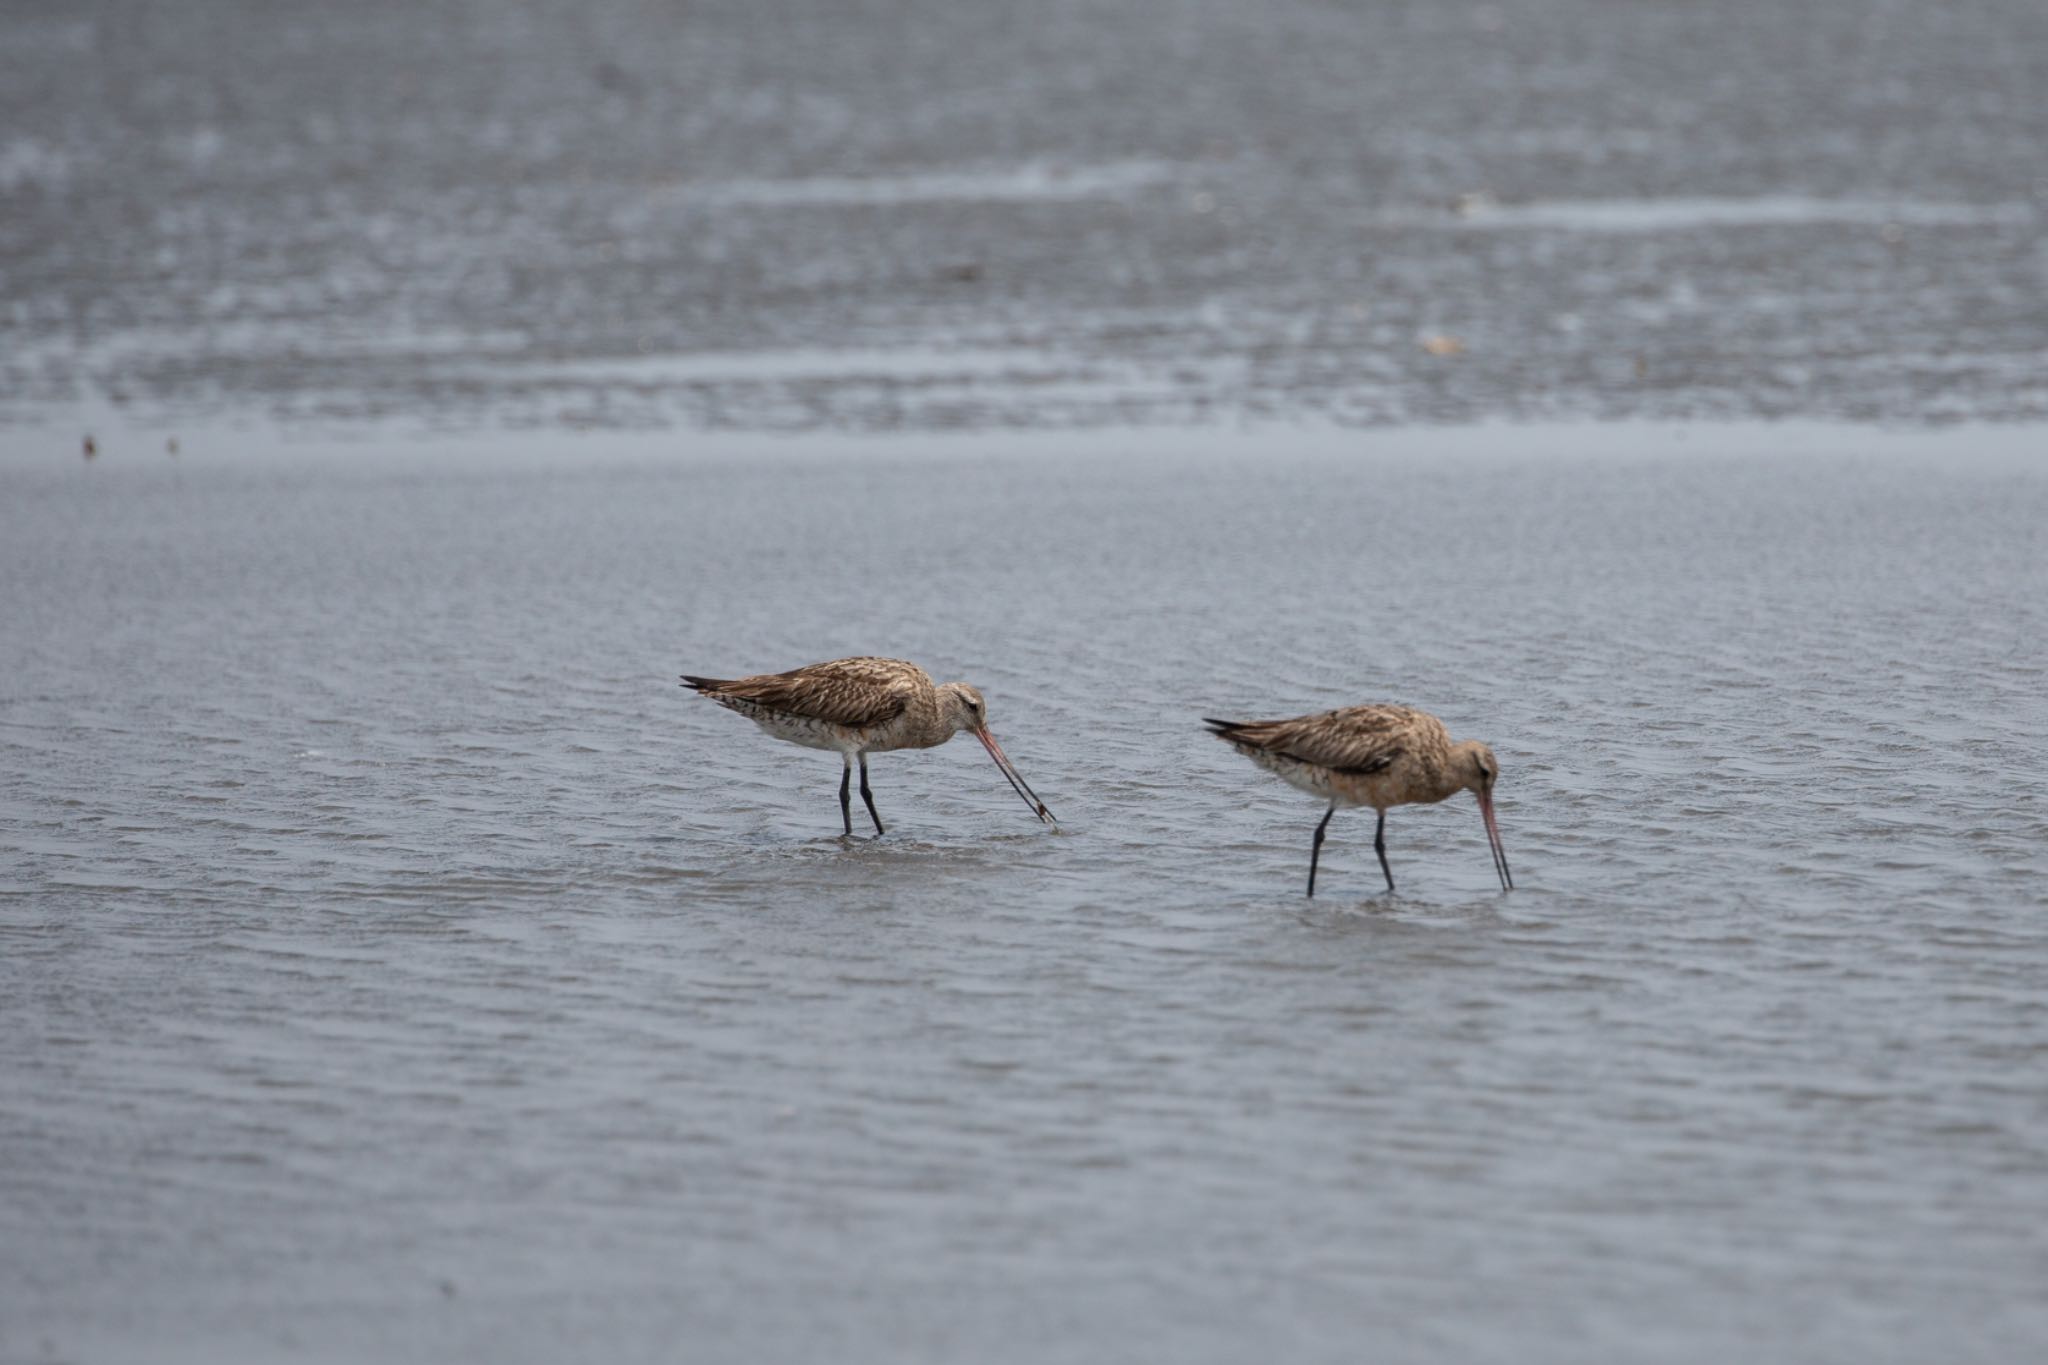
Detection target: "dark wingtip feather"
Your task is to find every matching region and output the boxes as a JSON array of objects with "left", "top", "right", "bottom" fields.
[
  {"left": 680, "top": 674, "right": 728, "bottom": 693},
  {"left": 1203, "top": 717, "right": 1244, "bottom": 735}
]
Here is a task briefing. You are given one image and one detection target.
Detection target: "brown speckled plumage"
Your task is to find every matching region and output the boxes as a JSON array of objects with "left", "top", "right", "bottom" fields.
[
  {"left": 1205, "top": 704, "right": 1511, "bottom": 897},
  {"left": 682, "top": 657, "right": 1054, "bottom": 834},
  {"left": 683, "top": 657, "right": 947, "bottom": 748}
]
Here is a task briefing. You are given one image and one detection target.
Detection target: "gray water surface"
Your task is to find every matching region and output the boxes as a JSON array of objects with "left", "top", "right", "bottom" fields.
[{"left": 5, "top": 423, "right": 2046, "bottom": 1363}]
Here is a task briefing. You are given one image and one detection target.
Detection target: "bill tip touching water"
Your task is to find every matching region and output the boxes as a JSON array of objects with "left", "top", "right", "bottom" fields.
[
  {"left": 682, "top": 656, "right": 1055, "bottom": 835},
  {"left": 1205, "top": 704, "right": 1512, "bottom": 897}
]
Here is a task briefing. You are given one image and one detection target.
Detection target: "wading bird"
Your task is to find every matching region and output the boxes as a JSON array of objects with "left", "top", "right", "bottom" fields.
[
  {"left": 682, "top": 657, "right": 1055, "bottom": 835},
  {"left": 1204, "top": 704, "right": 1511, "bottom": 897}
]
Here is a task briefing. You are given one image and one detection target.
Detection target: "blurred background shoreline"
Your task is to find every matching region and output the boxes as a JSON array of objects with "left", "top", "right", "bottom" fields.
[{"left": 5, "top": 0, "right": 2046, "bottom": 442}]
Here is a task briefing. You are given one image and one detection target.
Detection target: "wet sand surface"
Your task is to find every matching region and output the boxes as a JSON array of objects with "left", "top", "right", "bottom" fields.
[
  {"left": 5, "top": 424, "right": 2047, "bottom": 1363},
  {"left": 5, "top": 2, "right": 2048, "bottom": 1362}
]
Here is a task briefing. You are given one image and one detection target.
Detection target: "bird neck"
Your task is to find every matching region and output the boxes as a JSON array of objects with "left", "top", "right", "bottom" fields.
[{"left": 1416, "top": 750, "right": 1463, "bottom": 804}]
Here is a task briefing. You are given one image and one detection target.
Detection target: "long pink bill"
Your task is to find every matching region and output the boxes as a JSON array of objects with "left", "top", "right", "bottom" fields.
[
  {"left": 975, "top": 727, "right": 1056, "bottom": 825},
  {"left": 1478, "top": 790, "right": 1513, "bottom": 891}
]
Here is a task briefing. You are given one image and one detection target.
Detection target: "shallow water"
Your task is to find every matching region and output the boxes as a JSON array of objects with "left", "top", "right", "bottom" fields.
[{"left": 4, "top": 422, "right": 2046, "bottom": 1363}]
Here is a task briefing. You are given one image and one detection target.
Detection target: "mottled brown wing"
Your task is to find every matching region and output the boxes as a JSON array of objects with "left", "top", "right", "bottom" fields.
[
  {"left": 1206, "top": 704, "right": 1435, "bottom": 774},
  {"left": 685, "top": 656, "right": 918, "bottom": 727}
]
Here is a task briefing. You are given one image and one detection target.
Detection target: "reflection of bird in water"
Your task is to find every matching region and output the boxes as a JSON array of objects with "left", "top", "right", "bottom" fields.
[
  {"left": 682, "top": 656, "right": 1056, "bottom": 836},
  {"left": 1205, "top": 704, "right": 1511, "bottom": 897}
]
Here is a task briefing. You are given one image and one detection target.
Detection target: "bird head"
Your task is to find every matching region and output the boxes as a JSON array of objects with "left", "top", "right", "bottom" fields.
[
  {"left": 939, "top": 682, "right": 988, "bottom": 735},
  {"left": 1453, "top": 740, "right": 1500, "bottom": 795}
]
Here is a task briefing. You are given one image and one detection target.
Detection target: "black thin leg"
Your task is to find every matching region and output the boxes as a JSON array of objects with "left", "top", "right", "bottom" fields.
[
  {"left": 1307, "top": 804, "right": 1335, "bottom": 898},
  {"left": 1375, "top": 810, "right": 1395, "bottom": 892},
  {"left": 858, "top": 754, "right": 884, "bottom": 836},
  {"left": 838, "top": 762, "right": 853, "bottom": 836}
]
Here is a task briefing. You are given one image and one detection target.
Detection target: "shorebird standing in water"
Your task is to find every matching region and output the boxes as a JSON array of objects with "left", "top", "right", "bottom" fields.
[
  {"left": 682, "top": 656, "right": 1055, "bottom": 835},
  {"left": 1205, "top": 704, "right": 1512, "bottom": 897}
]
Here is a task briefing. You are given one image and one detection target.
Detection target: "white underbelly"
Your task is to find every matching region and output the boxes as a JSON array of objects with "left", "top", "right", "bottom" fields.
[
  {"left": 758, "top": 717, "right": 852, "bottom": 750},
  {"left": 717, "top": 697, "right": 860, "bottom": 752},
  {"left": 1244, "top": 747, "right": 1358, "bottom": 805}
]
